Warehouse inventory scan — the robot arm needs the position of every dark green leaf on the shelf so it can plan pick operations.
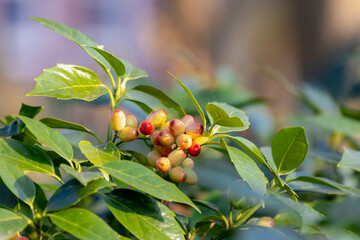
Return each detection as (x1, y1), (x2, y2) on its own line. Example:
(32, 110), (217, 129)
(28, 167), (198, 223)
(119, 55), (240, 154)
(60, 164), (102, 186)
(271, 127), (308, 175)
(0, 161), (35, 206)
(338, 148), (360, 172)
(224, 141), (267, 196)
(123, 99), (154, 114)
(40, 117), (101, 144)
(47, 178), (115, 211)
(105, 189), (184, 240)
(101, 161), (199, 211)
(19, 103), (43, 118)
(27, 64), (108, 101)
(192, 200), (225, 219)
(130, 85), (186, 117)
(0, 120), (19, 137)
(49, 208), (121, 240)
(0, 208), (28, 240)
(90, 47), (126, 77)
(169, 72), (206, 128)
(122, 60), (148, 82)
(206, 102), (250, 133)
(31, 17), (111, 72)
(17, 115), (73, 162)
(34, 183), (48, 213)
(122, 150), (149, 166)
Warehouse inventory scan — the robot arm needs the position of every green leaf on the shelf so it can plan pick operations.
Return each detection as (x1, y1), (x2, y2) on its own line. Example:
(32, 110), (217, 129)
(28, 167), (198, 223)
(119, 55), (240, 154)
(79, 141), (120, 180)
(105, 189), (185, 240)
(130, 85), (186, 117)
(206, 102), (250, 133)
(19, 103), (43, 118)
(123, 99), (154, 114)
(338, 148), (360, 172)
(90, 47), (126, 77)
(271, 127), (308, 175)
(0, 208), (28, 240)
(47, 178), (115, 211)
(0, 138), (56, 178)
(40, 117), (101, 144)
(49, 208), (121, 240)
(17, 115), (73, 162)
(31, 17), (111, 72)
(0, 120), (20, 137)
(224, 141), (267, 196)
(274, 210), (302, 229)
(192, 200), (225, 220)
(0, 161), (35, 206)
(27, 64), (108, 101)
(60, 164), (102, 187)
(122, 60), (148, 82)
(169, 72), (206, 128)
(101, 161), (199, 211)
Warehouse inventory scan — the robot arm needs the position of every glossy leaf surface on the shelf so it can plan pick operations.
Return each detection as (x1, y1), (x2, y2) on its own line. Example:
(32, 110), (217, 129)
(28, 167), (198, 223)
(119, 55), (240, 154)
(0, 208), (28, 240)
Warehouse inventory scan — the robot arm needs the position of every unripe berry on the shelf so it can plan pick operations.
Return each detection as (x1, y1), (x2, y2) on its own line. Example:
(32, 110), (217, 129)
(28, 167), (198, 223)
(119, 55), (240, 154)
(147, 150), (162, 167)
(159, 130), (175, 146)
(110, 109), (126, 132)
(169, 119), (185, 136)
(139, 120), (155, 135)
(182, 158), (194, 168)
(146, 110), (167, 128)
(184, 168), (198, 185)
(169, 166), (187, 182)
(119, 127), (138, 142)
(187, 142), (201, 157)
(256, 217), (275, 228)
(168, 149), (187, 166)
(151, 130), (162, 146)
(180, 115), (195, 127)
(156, 157), (171, 172)
(154, 144), (174, 157)
(185, 122), (204, 139)
(160, 121), (170, 131)
(125, 113), (138, 128)
(176, 134), (192, 150)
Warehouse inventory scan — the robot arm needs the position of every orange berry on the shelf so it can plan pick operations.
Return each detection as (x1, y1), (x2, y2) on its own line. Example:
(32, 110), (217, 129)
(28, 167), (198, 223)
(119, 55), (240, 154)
(156, 157), (171, 172)
(176, 134), (192, 150)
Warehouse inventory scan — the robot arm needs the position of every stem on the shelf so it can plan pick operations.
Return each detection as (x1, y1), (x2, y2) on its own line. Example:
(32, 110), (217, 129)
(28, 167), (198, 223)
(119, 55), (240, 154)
(105, 86), (116, 110)
(233, 203), (262, 227)
(229, 205), (233, 226)
(106, 70), (116, 92)
(112, 131), (119, 143)
(115, 76), (122, 98)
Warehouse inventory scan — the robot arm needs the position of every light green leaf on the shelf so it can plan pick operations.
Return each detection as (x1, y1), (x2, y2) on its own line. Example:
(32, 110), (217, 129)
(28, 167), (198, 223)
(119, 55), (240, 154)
(122, 60), (148, 82)
(90, 47), (126, 77)
(60, 164), (102, 187)
(130, 85), (186, 117)
(0, 161), (35, 206)
(206, 102), (250, 133)
(17, 115), (73, 162)
(224, 141), (267, 196)
(101, 161), (199, 211)
(27, 64), (108, 101)
(0, 208), (28, 240)
(338, 148), (360, 172)
(169, 72), (206, 128)
(31, 17), (111, 72)
(271, 127), (308, 175)
(40, 117), (101, 144)
(123, 99), (154, 114)
(105, 189), (185, 240)
(49, 208), (121, 240)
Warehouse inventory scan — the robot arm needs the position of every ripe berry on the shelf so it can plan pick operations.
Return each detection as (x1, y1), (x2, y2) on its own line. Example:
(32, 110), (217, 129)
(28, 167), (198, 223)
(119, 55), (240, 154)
(154, 144), (174, 157)
(168, 149), (187, 166)
(169, 166), (187, 182)
(110, 109), (126, 132)
(159, 130), (175, 146)
(119, 127), (138, 142)
(169, 119), (185, 136)
(176, 134), (192, 150)
(151, 130), (162, 146)
(256, 217), (275, 228)
(146, 110), (167, 128)
(125, 113), (138, 128)
(139, 120), (155, 135)
(187, 142), (201, 156)
(184, 168), (198, 185)
(182, 158), (194, 168)
(156, 157), (171, 172)
(180, 115), (195, 127)
(147, 150), (162, 167)
(185, 122), (204, 139)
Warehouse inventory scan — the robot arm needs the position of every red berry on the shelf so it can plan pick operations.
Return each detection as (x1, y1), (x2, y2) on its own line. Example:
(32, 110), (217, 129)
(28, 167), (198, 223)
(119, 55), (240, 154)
(169, 166), (187, 182)
(110, 109), (126, 132)
(156, 157), (171, 172)
(185, 122), (204, 139)
(180, 115), (195, 127)
(139, 121), (155, 135)
(169, 119), (186, 136)
(125, 113), (138, 128)
(176, 134), (192, 150)
(159, 130), (175, 146)
(146, 110), (167, 128)
(151, 130), (162, 146)
(119, 127), (138, 142)
(187, 142), (201, 156)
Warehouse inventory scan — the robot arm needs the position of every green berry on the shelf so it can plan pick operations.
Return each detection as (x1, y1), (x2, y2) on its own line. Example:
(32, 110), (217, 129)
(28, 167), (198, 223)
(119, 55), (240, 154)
(169, 166), (187, 183)
(125, 113), (138, 128)
(119, 127), (138, 142)
(182, 158), (194, 168)
(110, 109), (126, 132)
(184, 168), (198, 185)
(147, 150), (162, 167)
(168, 149), (187, 166)
(146, 110), (167, 128)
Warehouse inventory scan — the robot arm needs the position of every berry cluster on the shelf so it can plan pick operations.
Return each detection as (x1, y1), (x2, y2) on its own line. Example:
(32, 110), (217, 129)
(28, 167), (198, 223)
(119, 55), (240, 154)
(110, 109), (205, 185)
